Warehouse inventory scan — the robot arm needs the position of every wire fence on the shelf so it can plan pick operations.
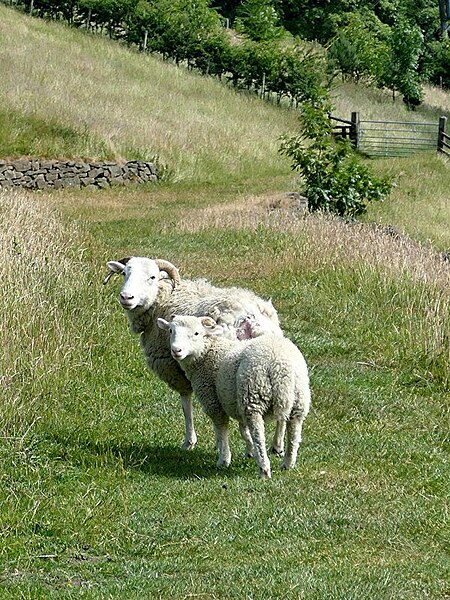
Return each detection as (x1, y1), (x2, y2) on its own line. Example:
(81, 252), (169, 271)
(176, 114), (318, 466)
(358, 119), (439, 157)
(331, 113), (449, 158)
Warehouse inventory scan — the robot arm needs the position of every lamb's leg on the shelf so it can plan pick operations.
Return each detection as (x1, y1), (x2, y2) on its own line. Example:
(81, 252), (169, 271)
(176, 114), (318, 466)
(238, 421), (254, 458)
(270, 420), (286, 457)
(280, 415), (305, 470)
(212, 416), (231, 467)
(181, 393), (197, 450)
(247, 413), (271, 479)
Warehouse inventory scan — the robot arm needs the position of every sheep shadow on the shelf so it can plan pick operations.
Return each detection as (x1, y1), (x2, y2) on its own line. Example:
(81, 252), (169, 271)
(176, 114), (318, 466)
(51, 433), (253, 480)
(100, 441), (225, 479)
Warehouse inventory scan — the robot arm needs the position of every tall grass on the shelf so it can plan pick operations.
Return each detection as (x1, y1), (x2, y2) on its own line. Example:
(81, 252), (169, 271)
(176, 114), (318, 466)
(331, 80), (450, 124)
(0, 190), (100, 433)
(0, 5), (298, 183)
(155, 195), (450, 388)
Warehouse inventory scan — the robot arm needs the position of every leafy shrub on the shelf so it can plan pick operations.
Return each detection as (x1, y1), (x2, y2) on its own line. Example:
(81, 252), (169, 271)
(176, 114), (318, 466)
(327, 11), (390, 84)
(234, 0), (285, 41)
(425, 40), (450, 89)
(280, 100), (393, 217)
(380, 19), (425, 107)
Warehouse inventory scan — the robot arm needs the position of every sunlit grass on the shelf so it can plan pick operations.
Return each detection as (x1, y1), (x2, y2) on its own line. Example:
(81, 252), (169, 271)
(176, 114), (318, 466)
(1, 189), (448, 598)
(0, 5), (298, 183)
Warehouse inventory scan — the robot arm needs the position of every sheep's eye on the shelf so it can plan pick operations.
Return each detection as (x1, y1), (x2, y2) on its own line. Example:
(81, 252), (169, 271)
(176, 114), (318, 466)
(149, 275), (156, 281)
(194, 331), (200, 336)
(169, 328), (173, 334)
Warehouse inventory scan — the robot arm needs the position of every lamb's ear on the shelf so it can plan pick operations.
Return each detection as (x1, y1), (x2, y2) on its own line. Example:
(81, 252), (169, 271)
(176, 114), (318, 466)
(157, 318), (171, 330)
(200, 317), (224, 337)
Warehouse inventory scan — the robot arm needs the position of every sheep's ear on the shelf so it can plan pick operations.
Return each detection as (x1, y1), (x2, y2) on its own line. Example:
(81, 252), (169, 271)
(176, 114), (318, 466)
(157, 318), (170, 330)
(107, 261), (126, 274)
(103, 261), (124, 285)
(200, 317), (223, 337)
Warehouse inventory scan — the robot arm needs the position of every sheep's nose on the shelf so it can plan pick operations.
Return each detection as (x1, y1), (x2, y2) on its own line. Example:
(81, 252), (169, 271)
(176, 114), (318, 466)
(172, 347), (183, 357)
(120, 292), (134, 302)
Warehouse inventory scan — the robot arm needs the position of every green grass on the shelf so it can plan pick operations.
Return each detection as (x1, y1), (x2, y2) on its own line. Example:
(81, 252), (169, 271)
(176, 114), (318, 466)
(1, 6), (449, 599)
(0, 108), (114, 160)
(1, 188), (448, 599)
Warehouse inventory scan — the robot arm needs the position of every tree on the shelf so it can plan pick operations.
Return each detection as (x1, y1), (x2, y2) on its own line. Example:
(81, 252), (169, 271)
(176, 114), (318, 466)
(380, 19), (424, 106)
(280, 99), (392, 217)
(235, 0), (284, 41)
(327, 11), (390, 84)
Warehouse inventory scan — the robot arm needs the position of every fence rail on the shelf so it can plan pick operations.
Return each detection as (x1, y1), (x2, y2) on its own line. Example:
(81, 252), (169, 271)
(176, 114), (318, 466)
(330, 112), (449, 158)
(438, 126), (450, 156)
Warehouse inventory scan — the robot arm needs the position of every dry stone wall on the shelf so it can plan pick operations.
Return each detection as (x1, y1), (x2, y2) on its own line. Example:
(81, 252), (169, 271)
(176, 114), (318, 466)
(0, 159), (158, 190)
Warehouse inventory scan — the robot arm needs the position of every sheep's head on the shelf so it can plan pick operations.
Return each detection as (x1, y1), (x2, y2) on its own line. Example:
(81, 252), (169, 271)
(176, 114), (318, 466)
(105, 257), (180, 312)
(157, 315), (223, 361)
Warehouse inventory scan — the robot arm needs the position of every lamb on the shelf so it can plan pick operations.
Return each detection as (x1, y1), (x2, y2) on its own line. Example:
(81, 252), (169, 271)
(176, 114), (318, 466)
(157, 315), (311, 479)
(104, 256), (282, 450)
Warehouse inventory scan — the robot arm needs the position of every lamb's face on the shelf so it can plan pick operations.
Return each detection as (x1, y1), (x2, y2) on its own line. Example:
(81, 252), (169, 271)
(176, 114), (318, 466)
(108, 257), (162, 312)
(157, 316), (223, 361)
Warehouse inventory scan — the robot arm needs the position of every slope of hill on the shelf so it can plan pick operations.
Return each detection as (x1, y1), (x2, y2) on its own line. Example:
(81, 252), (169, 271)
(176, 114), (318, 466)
(2, 5), (450, 250)
(0, 5), (299, 184)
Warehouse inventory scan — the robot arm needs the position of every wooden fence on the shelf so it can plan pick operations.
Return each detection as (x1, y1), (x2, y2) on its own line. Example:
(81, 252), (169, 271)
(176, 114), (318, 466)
(331, 112), (450, 158)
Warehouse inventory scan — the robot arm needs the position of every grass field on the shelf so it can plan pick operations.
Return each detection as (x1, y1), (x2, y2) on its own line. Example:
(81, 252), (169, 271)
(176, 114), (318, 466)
(1, 5), (449, 599)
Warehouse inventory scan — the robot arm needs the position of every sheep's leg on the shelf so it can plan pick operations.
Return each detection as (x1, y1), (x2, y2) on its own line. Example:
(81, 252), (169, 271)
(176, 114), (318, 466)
(247, 414), (271, 479)
(212, 416), (231, 467)
(238, 421), (254, 458)
(181, 393), (197, 450)
(281, 416), (305, 470)
(270, 420), (286, 457)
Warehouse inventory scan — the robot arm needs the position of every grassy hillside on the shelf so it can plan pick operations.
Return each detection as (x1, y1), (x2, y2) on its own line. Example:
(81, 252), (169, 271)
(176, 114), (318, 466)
(0, 5), (298, 184)
(1, 5), (450, 249)
(0, 7), (449, 599)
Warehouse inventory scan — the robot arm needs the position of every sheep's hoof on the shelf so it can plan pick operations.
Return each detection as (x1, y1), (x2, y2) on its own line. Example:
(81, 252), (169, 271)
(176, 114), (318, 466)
(182, 438), (197, 450)
(259, 468), (271, 480)
(280, 462), (293, 471)
(216, 459), (231, 468)
(270, 446), (284, 457)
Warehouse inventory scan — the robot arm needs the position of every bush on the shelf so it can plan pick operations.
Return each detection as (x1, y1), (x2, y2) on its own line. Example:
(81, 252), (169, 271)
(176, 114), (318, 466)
(327, 11), (390, 84)
(280, 100), (393, 217)
(234, 0), (285, 41)
(427, 40), (450, 88)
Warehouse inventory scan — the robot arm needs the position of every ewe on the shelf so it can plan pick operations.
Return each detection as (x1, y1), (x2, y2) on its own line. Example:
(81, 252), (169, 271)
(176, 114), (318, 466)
(157, 315), (311, 479)
(105, 256), (281, 450)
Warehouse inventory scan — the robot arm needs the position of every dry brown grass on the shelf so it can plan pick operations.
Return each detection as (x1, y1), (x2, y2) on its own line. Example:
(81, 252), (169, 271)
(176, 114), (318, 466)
(166, 192), (450, 289)
(0, 189), (93, 391)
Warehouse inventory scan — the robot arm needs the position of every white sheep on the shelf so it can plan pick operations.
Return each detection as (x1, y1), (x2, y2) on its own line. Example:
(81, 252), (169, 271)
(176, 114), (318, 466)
(157, 315), (311, 479)
(104, 256), (282, 451)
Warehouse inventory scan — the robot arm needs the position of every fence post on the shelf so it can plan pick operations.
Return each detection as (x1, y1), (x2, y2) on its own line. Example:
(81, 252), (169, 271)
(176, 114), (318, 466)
(350, 112), (359, 148)
(143, 30), (148, 52)
(438, 116), (447, 152)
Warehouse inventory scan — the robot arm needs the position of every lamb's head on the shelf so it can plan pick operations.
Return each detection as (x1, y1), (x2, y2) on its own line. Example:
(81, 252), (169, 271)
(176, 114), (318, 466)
(157, 315), (223, 361)
(104, 257), (180, 312)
